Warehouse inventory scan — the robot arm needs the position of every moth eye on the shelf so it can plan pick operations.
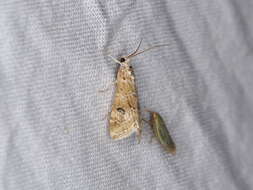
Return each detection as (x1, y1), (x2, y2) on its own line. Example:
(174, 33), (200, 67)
(117, 107), (125, 115)
(120, 58), (125, 63)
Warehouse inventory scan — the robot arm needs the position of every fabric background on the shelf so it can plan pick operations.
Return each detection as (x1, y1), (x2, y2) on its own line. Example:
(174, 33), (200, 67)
(1, 0), (253, 189)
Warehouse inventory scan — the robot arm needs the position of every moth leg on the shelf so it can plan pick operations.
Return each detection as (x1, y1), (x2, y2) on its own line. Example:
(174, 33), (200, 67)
(108, 55), (122, 65)
(142, 118), (156, 146)
(98, 80), (117, 93)
(101, 103), (112, 121)
(143, 108), (153, 114)
(101, 111), (110, 121)
(142, 118), (152, 126)
(142, 118), (155, 143)
(136, 128), (142, 144)
(136, 115), (146, 144)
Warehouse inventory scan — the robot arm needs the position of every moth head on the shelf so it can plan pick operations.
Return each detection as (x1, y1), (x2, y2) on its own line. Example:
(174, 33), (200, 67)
(113, 40), (145, 65)
(118, 56), (130, 65)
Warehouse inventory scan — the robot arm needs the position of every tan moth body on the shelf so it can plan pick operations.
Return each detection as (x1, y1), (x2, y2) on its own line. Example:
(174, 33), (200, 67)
(109, 60), (141, 140)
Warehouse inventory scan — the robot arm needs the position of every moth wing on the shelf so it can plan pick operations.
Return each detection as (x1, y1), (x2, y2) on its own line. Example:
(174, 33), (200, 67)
(109, 67), (140, 140)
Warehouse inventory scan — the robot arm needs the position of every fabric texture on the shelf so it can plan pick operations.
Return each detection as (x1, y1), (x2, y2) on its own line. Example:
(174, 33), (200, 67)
(1, 0), (253, 189)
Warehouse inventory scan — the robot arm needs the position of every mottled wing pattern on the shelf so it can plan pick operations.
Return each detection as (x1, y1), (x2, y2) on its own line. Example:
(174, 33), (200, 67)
(109, 65), (141, 140)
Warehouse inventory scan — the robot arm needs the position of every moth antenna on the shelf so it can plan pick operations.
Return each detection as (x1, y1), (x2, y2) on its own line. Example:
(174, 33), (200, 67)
(108, 55), (122, 65)
(128, 44), (170, 58)
(126, 39), (143, 58)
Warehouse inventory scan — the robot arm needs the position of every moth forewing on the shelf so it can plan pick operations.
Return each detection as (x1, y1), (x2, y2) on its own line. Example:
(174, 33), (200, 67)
(149, 111), (176, 154)
(109, 57), (141, 140)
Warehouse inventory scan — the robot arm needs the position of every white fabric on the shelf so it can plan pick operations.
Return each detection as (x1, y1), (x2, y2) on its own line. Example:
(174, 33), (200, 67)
(1, 1), (253, 189)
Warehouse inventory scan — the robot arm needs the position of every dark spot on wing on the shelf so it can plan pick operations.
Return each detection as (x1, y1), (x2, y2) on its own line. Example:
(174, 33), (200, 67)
(117, 107), (125, 114)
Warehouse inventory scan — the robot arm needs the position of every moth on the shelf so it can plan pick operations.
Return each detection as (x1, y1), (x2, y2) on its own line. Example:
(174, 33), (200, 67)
(108, 41), (167, 141)
(144, 110), (176, 154)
